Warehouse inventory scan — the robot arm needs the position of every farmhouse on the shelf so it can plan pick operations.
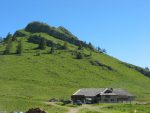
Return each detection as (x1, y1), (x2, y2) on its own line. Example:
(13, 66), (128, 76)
(71, 88), (134, 104)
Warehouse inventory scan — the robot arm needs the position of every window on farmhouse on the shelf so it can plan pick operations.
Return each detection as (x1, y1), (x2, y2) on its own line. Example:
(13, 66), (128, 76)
(105, 95), (110, 98)
(111, 99), (114, 101)
(104, 99), (108, 102)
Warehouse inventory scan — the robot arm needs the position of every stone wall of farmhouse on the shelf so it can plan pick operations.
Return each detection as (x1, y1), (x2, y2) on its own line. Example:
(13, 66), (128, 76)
(100, 95), (133, 103)
(100, 95), (118, 103)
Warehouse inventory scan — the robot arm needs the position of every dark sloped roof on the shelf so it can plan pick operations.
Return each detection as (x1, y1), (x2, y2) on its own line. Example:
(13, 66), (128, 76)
(72, 88), (134, 97)
(113, 89), (133, 96)
(73, 88), (105, 96)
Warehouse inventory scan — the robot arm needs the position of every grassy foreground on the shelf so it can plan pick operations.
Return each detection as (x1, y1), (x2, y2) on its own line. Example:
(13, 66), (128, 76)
(78, 103), (150, 113)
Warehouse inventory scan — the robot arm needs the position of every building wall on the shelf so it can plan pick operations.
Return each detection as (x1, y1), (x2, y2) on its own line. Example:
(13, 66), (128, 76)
(71, 95), (134, 104)
(100, 95), (118, 103)
(71, 95), (85, 103)
(100, 95), (134, 103)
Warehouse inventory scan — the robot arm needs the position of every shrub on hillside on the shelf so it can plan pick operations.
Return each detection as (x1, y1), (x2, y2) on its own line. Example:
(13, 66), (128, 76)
(78, 43), (83, 50)
(75, 51), (84, 59)
(49, 46), (55, 54)
(35, 50), (41, 56)
(122, 62), (150, 78)
(90, 60), (114, 71)
(25, 108), (47, 113)
(62, 41), (68, 50)
(28, 34), (62, 49)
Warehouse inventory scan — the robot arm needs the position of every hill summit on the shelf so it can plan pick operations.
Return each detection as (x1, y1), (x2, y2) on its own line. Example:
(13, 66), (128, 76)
(14, 22), (94, 50)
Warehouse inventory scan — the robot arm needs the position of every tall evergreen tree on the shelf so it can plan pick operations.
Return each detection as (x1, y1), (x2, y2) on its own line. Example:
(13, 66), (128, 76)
(3, 38), (12, 55)
(16, 40), (23, 55)
(4, 33), (12, 42)
(78, 43), (83, 50)
(38, 36), (46, 49)
(102, 49), (107, 53)
(88, 42), (94, 50)
(97, 47), (101, 52)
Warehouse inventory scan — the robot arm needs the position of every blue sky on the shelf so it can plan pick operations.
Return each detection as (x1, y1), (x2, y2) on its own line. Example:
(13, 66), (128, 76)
(0, 0), (150, 68)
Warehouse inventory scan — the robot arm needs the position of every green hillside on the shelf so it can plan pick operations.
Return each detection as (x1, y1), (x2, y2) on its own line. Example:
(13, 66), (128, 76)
(0, 22), (150, 113)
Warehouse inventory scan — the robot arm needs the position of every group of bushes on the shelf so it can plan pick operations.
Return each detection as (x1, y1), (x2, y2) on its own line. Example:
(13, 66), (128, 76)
(28, 34), (93, 59)
(3, 34), (95, 59)
(122, 62), (150, 78)
(1, 21), (107, 56)
(25, 108), (47, 113)
(28, 34), (66, 50)
(2, 33), (23, 55)
(90, 60), (114, 71)
(72, 50), (92, 59)
(1, 33), (92, 60)
(1, 25), (105, 59)
(49, 98), (72, 105)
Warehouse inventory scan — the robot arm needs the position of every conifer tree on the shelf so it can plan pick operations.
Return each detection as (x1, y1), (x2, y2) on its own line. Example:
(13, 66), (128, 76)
(16, 40), (23, 55)
(102, 49), (107, 53)
(4, 33), (12, 42)
(88, 42), (94, 50)
(38, 36), (46, 49)
(3, 38), (12, 55)
(78, 44), (83, 50)
(97, 47), (101, 52)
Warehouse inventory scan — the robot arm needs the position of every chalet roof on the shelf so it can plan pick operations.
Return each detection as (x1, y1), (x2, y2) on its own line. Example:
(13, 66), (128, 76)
(73, 88), (105, 96)
(72, 88), (134, 97)
(113, 89), (133, 96)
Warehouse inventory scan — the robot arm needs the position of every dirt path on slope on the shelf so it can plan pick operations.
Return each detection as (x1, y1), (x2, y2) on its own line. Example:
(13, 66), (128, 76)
(45, 102), (105, 113)
(66, 104), (105, 113)
(66, 106), (81, 113)
(46, 102), (82, 113)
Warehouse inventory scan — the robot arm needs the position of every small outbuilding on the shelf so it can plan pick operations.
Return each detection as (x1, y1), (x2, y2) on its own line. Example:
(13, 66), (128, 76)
(71, 88), (134, 104)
